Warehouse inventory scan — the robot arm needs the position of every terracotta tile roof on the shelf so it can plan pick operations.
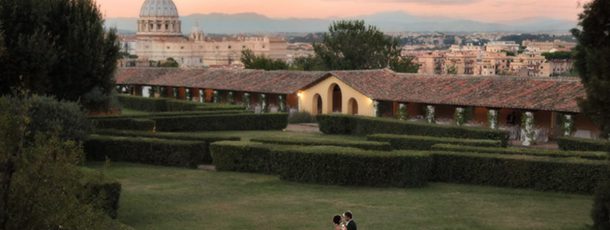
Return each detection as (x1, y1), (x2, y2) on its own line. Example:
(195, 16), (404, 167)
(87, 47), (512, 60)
(328, 70), (585, 113)
(116, 68), (586, 113)
(116, 68), (324, 94)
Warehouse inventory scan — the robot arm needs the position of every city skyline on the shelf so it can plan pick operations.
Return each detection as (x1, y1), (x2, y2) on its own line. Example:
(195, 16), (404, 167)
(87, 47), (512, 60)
(98, 0), (583, 23)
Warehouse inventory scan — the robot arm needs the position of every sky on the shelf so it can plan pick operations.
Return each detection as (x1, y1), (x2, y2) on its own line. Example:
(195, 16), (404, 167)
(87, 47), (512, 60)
(97, 0), (584, 22)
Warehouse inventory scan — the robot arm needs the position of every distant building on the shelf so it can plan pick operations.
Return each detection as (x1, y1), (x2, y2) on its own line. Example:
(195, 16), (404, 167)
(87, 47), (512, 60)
(119, 0), (288, 68)
(485, 41), (520, 53)
(523, 40), (576, 53)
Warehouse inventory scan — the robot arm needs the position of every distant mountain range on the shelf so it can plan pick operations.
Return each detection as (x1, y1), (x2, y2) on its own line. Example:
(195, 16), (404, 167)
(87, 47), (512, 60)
(105, 11), (577, 34)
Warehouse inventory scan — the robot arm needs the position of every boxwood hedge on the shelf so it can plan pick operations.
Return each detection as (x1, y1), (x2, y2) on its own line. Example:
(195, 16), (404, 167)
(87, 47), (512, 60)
(250, 136), (392, 151)
(84, 135), (208, 168)
(118, 95), (245, 112)
(432, 144), (608, 160)
(367, 134), (504, 150)
(210, 141), (432, 187)
(317, 114), (509, 146)
(154, 113), (288, 132)
(431, 151), (609, 194)
(557, 137), (610, 152)
(80, 169), (122, 219)
(92, 118), (155, 131)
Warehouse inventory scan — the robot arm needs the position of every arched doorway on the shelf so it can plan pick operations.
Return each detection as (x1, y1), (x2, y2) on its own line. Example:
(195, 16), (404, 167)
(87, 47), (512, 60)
(312, 94), (323, 114)
(348, 98), (358, 115)
(328, 84), (342, 113)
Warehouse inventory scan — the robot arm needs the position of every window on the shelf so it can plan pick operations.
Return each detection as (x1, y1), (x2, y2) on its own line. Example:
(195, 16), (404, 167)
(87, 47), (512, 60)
(228, 45), (232, 49)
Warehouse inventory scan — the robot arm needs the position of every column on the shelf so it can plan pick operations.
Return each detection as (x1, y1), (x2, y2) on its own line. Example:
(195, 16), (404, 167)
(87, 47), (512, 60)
(454, 107), (465, 126)
(488, 109), (498, 130)
(426, 105), (436, 124)
(185, 88), (192, 101)
(373, 100), (380, 117)
(243, 93), (251, 110)
(172, 87), (178, 99)
(522, 111), (535, 146)
(213, 90), (219, 103)
(227, 91), (235, 104)
(278, 95), (286, 113)
(398, 103), (408, 120)
(198, 89), (205, 103)
(260, 94), (267, 113)
(562, 114), (574, 136)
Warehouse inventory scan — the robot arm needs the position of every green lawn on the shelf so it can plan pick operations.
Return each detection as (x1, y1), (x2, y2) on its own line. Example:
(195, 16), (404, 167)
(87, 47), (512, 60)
(90, 163), (593, 230)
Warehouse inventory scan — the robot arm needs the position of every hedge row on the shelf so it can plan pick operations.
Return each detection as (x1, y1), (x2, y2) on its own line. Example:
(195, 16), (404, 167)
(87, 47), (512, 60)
(94, 129), (240, 143)
(432, 144), (608, 160)
(154, 113), (289, 132)
(93, 118), (155, 131)
(367, 134), (504, 150)
(557, 137), (610, 152)
(85, 135), (209, 168)
(91, 110), (250, 120)
(431, 151), (609, 194)
(210, 141), (432, 187)
(80, 169), (122, 219)
(118, 95), (245, 112)
(317, 115), (509, 145)
(250, 136), (392, 151)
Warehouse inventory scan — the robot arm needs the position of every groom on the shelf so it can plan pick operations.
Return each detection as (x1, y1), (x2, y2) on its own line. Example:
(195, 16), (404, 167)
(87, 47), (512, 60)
(343, 211), (357, 230)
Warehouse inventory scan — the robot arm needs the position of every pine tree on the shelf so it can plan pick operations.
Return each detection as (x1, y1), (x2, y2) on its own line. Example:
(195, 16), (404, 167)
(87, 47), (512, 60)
(0, 0), (120, 111)
(571, 0), (610, 138)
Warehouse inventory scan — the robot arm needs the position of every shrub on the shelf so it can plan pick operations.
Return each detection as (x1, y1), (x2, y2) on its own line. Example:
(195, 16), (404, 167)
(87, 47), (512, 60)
(277, 146), (432, 187)
(154, 113), (288, 132)
(251, 136), (391, 151)
(557, 136), (610, 152)
(368, 134), (503, 150)
(118, 95), (246, 112)
(317, 114), (509, 145)
(84, 135), (208, 168)
(432, 144), (608, 160)
(592, 179), (610, 230)
(210, 141), (432, 187)
(91, 110), (250, 120)
(27, 95), (92, 142)
(80, 169), (122, 219)
(93, 129), (240, 143)
(210, 141), (279, 174)
(92, 118), (155, 131)
(288, 112), (316, 124)
(431, 151), (609, 194)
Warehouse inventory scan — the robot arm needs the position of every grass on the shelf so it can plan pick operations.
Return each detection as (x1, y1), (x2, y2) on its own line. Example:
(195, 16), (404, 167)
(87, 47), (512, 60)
(89, 163), (593, 230)
(120, 108), (151, 116)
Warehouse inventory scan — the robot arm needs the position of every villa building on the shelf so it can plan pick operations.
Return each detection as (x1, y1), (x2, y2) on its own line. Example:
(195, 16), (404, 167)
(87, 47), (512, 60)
(115, 68), (600, 141)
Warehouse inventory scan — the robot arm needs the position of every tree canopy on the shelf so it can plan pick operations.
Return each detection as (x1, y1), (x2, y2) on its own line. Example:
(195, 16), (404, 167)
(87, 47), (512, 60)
(313, 20), (418, 72)
(0, 0), (120, 111)
(241, 49), (289, 71)
(571, 0), (610, 138)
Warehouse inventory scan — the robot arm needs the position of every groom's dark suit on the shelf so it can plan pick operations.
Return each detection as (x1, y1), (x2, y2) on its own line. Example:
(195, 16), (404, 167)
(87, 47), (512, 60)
(346, 220), (357, 230)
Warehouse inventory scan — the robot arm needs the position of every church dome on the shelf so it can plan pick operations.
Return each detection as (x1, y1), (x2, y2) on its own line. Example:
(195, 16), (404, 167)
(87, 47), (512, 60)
(139, 0), (179, 18)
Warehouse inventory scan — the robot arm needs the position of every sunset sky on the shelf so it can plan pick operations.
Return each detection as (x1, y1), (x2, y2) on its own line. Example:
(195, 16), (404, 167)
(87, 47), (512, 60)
(97, 0), (583, 22)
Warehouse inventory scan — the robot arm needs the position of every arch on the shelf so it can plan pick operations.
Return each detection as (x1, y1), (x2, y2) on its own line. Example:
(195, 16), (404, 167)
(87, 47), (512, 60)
(312, 94), (323, 115)
(347, 98), (358, 115)
(327, 84), (343, 113)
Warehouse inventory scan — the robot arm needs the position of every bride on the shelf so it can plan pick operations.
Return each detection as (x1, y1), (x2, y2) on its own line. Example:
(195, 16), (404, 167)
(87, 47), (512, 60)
(333, 215), (346, 230)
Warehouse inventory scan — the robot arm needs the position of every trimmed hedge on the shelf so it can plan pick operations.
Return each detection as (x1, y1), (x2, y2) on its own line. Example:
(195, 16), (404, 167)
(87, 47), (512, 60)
(317, 115), (509, 146)
(84, 135), (208, 168)
(431, 151), (609, 194)
(94, 129), (240, 143)
(80, 169), (122, 219)
(92, 118), (155, 131)
(278, 146), (432, 187)
(210, 141), (279, 174)
(250, 136), (392, 151)
(154, 113), (289, 132)
(118, 95), (245, 112)
(432, 144), (608, 160)
(557, 137), (610, 152)
(210, 141), (432, 187)
(91, 110), (250, 120)
(367, 134), (503, 150)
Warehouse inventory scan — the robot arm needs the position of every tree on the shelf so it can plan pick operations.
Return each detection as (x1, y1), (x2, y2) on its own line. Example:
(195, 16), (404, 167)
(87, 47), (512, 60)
(0, 96), (121, 229)
(291, 55), (325, 71)
(0, 0), (120, 111)
(571, 0), (610, 138)
(541, 51), (574, 60)
(160, 58), (180, 68)
(313, 20), (418, 73)
(241, 49), (288, 70)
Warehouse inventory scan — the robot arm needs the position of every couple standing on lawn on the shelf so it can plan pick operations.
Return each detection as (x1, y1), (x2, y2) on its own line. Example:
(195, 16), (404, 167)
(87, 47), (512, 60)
(333, 211), (357, 230)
